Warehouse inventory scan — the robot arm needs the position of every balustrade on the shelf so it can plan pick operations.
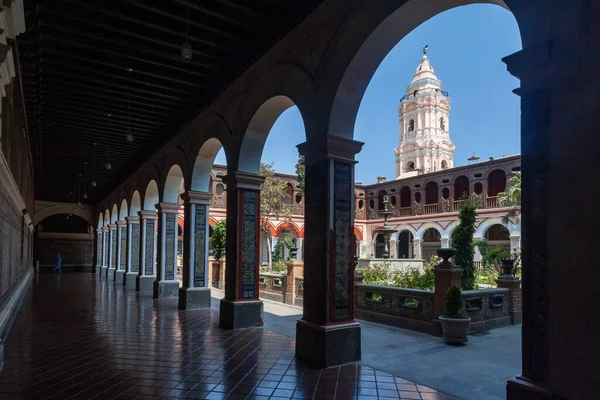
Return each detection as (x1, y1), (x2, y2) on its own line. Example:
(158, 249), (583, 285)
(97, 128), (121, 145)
(424, 204), (439, 214)
(486, 196), (498, 208)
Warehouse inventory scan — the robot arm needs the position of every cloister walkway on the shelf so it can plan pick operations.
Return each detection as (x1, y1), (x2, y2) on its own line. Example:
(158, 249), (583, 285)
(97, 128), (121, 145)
(0, 273), (519, 400)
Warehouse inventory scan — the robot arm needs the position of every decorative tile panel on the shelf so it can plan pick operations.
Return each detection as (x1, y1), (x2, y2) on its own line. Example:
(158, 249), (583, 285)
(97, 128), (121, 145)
(165, 213), (176, 280)
(145, 220), (155, 275)
(240, 191), (258, 299)
(131, 224), (140, 273)
(332, 162), (353, 321)
(194, 205), (207, 287)
(119, 227), (126, 270)
(97, 232), (103, 266)
(111, 230), (117, 268)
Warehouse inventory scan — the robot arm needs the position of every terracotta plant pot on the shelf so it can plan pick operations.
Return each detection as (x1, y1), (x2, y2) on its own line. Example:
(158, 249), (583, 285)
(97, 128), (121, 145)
(439, 316), (471, 344)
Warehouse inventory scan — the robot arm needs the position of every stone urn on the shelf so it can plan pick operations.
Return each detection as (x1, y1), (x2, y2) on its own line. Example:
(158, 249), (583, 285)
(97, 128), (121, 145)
(439, 316), (471, 344)
(289, 247), (298, 260)
(501, 259), (515, 277)
(435, 248), (457, 268)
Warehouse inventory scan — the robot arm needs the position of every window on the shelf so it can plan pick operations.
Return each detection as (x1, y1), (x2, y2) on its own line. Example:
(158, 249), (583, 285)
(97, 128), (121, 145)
(441, 160), (448, 169)
(406, 161), (415, 172)
(408, 119), (415, 132)
(440, 117), (446, 131)
(215, 183), (225, 196)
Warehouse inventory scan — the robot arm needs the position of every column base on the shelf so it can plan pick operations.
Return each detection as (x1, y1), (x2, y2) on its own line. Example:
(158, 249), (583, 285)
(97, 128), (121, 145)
(509, 310), (522, 325)
(296, 319), (361, 368)
(136, 275), (155, 291)
(125, 272), (137, 287)
(95, 265), (102, 275)
(101, 266), (108, 277)
(114, 270), (125, 283)
(107, 268), (116, 280)
(178, 287), (211, 310)
(219, 299), (263, 329)
(153, 280), (179, 298)
(507, 376), (553, 400)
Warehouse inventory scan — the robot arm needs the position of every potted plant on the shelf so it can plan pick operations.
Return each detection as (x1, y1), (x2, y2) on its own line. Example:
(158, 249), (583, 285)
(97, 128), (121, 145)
(439, 285), (471, 344)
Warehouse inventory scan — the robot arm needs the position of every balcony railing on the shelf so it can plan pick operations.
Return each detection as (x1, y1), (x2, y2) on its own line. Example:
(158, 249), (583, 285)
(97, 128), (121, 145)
(485, 196), (498, 209)
(424, 204), (439, 214)
(453, 200), (466, 211)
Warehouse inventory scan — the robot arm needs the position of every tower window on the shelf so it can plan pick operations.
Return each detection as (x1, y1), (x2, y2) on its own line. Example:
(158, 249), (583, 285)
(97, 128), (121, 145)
(408, 119), (415, 132)
(406, 161), (415, 172)
(440, 117), (446, 131)
(441, 160), (448, 169)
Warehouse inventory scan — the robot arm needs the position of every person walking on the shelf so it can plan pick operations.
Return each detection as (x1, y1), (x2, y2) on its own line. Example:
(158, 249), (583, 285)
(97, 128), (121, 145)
(53, 252), (62, 273)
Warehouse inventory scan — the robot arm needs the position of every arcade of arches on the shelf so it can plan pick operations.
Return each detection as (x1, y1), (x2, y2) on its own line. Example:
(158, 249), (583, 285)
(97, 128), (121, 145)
(0, 1), (598, 399)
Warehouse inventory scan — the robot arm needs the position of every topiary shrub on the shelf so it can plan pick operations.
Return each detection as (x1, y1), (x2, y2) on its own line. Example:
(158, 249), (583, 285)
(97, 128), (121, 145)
(451, 200), (477, 290)
(445, 285), (463, 318)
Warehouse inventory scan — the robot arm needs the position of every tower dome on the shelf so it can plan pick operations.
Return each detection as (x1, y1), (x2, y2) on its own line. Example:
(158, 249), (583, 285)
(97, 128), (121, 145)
(394, 48), (455, 179)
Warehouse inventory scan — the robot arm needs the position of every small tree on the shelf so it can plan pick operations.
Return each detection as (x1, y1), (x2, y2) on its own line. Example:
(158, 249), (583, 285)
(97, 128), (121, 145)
(445, 285), (463, 318)
(295, 154), (305, 193)
(498, 171), (521, 225)
(210, 220), (226, 261)
(259, 162), (292, 266)
(451, 200), (477, 290)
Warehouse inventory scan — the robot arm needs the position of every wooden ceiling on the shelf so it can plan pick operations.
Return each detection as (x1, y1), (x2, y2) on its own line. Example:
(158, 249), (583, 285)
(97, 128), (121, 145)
(18, 0), (323, 203)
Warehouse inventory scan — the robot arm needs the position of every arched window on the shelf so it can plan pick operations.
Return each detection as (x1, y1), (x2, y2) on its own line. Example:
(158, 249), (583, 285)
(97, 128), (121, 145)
(406, 161), (415, 172)
(440, 117), (446, 131)
(377, 190), (387, 210)
(408, 119), (415, 132)
(441, 160), (448, 169)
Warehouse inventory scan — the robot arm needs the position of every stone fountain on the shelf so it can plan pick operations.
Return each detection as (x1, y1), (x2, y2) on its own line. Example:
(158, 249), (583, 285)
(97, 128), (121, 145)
(377, 195), (397, 259)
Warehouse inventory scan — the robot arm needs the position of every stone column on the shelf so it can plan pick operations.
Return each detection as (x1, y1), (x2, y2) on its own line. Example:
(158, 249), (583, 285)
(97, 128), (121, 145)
(413, 238), (422, 259)
(154, 202), (180, 298)
(125, 216), (140, 287)
(433, 256), (462, 317)
(296, 237), (304, 260)
(96, 229), (103, 275)
(497, 276), (522, 325)
(283, 260), (303, 304)
(295, 135), (363, 368)
(114, 220), (127, 283)
(440, 237), (450, 248)
(136, 210), (157, 291)
(219, 171), (265, 329)
(178, 191), (212, 310)
(510, 235), (520, 254)
(101, 227), (109, 276)
(108, 224), (117, 279)
(389, 239), (398, 258)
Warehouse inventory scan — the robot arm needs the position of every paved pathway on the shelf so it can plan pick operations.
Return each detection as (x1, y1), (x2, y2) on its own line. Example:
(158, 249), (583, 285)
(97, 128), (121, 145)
(211, 290), (521, 400)
(0, 273), (458, 400)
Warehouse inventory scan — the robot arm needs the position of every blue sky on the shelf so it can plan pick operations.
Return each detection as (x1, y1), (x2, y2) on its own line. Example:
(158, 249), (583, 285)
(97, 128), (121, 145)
(214, 4), (522, 184)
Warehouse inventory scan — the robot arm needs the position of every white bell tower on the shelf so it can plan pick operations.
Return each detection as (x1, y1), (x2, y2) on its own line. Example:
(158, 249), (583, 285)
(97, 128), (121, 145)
(395, 47), (455, 179)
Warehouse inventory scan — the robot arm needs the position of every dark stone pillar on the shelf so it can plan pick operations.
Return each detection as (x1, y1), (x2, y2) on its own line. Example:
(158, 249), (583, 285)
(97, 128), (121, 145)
(114, 221), (127, 283)
(125, 216), (140, 287)
(179, 191), (212, 310)
(108, 224), (117, 279)
(136, 210), (157, 291)
(218, 172), (265, 329)
(433, 262), (462, 317)
(154, 202), (180, 298)
(504, 29), (600, 399)
(96, 228), (103, 275)
(295, 135), (364, 368)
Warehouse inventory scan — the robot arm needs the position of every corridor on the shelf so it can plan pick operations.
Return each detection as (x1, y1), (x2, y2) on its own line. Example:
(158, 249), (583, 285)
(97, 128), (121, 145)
(0, 273), (453, 400)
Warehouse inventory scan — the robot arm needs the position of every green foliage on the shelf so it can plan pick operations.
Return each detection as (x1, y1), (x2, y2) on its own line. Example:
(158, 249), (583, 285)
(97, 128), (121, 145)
(210, 220), (226, 260)
(362, 256), (437, 291)
(295, 154), (305, 193)
(362, 263), (389, 285)
(445, 285), (463, 318)
(273, 237), (294, 262)
(270, 260), (287, 274)
(451, 201), (477, 290)
(498, 171), (521, 225)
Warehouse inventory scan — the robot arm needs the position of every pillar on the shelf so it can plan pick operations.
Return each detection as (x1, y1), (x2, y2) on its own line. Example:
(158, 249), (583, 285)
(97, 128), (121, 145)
(389, 239), (398, 258)
(218, 171), (265, 329)
(125, 216), (140, 287)
(504, 26), (600, 399)
(114, 220), (127, 283)
(108, 224), (117, 279)
(179, 191), (212, 310)
(96, 229), (103, 275)
(510, 235), (521, 254)
(433, 257), (462, 317)
(296, 237), (304, 260)
(101, 227), (109, 276)
(497, 276), (522, 325)
(440, 237), (450, 248)
(136, 210), (157, 291)
(154, 202), (180, 298)
(413, 238), (422, 259)
(295, 135), (363, 368)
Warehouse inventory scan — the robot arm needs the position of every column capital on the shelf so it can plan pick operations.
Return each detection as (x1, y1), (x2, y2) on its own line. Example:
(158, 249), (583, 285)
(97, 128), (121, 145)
(181, 190), (212, 205)
(108, 224), (117, 230)
(97, 228), (102, 234)
(125, 215), (140, 224)
(102, 227), (109, 233)
(157, 202), (181, 213)
(223, 171), (265, 191)
(138, 210), (158, 219)
(297, 135), (364, 163)
(116, 220), (127, 228)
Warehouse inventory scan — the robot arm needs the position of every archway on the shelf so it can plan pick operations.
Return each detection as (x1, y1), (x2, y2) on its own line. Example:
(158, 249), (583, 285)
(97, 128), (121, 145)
(425, 182), (439, 214)
(191, 138), (224, 193)
(397, 230), (414, 259)
(130, 191), (141, 217)
(487, 169), (507, 198)
(143, 180), (159, 210)
(163, 164), (184, 203)
(453, 175), (470, 209)
(485, 224), (511, 253)
(422, 228), (441, 261)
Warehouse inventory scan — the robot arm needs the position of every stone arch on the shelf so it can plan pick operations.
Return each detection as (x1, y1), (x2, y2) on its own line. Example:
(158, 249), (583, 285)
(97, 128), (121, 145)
(97, 212), (103, 229)
(103, 209), (110, 226)
(390, 224), (418, 240)
(275, 222), (301, 237)
(110, 204), (118, 224)
(130, 190), (142, 216)
(118, 199), (128, 221)
(143, 180), (159, 210)
(208, 217), (219, 226)
(162, 164), (185, 203)
(416, 223), (443, 241)
(261, 221), (277, 237)
(191, 138), (225, 193)
(487, 168), (508, 197)
(323, 0), (524, 139)
(353, 226), (363, 241)
(475, 217), (518, 237)
(33, 202), (94, 227)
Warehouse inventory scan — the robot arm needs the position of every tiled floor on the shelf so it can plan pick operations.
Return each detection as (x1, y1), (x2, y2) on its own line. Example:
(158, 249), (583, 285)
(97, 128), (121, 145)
(0, 273), (460, 399)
